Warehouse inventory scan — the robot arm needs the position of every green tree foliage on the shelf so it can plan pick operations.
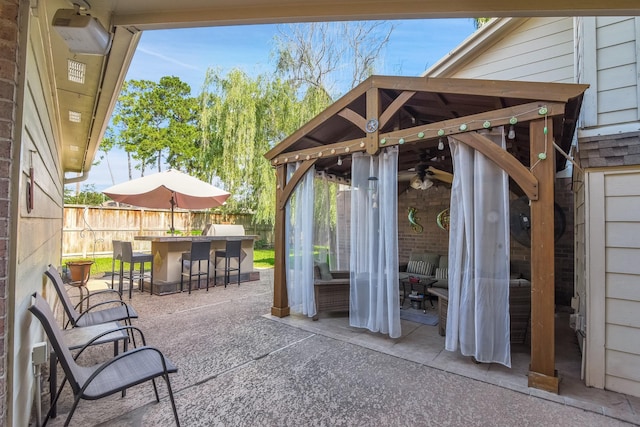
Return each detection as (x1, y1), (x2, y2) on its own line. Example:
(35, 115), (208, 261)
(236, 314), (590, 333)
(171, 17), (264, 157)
(107, 76), (200, 178)
(473, 18), (492, 29)
(64, 184), (107, 205)
(199, 69), (322, 224)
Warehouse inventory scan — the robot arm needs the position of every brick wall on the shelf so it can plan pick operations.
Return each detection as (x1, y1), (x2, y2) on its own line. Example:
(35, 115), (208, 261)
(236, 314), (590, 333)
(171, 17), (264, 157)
(0, 0), (19, 423)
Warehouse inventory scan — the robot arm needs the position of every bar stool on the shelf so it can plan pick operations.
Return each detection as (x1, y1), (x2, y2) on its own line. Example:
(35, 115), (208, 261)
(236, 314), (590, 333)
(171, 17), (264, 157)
(119, 241), (153, 298)
(214, 240), (242, 288)
(180, 241), (211, 294)
(110, 240), (122, 290)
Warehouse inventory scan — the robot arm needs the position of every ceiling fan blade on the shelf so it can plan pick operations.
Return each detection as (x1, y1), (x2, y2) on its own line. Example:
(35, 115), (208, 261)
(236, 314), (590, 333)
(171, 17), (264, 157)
(427, 166), (453, 184)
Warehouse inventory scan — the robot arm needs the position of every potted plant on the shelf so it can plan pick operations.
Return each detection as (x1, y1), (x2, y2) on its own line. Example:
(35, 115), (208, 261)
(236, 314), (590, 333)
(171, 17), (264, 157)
(65, 259), (94, 283)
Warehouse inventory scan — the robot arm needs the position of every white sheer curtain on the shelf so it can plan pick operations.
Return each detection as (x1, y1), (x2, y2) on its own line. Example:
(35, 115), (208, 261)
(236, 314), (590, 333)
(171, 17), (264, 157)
(285, 162), (316, 318)
(314, 172), (332, 267)
(350, 147), (401, 338)
(445, 127), (511, 367)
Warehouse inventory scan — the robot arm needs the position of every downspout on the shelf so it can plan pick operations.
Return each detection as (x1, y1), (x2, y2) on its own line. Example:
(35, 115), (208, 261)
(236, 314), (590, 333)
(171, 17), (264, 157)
(64, 172), (89, 185)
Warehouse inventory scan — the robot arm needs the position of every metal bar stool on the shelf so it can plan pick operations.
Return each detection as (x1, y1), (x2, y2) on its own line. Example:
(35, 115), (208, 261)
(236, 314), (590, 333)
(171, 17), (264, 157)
(110, 240), (122, 290)
(119, 241), (153, 298)
(214, 240), (242, 288)
(180, 241), (211, 294)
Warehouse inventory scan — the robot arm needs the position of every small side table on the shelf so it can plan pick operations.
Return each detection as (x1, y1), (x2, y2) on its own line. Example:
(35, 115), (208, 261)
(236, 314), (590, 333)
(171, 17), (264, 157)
(407, 293), (425, 311)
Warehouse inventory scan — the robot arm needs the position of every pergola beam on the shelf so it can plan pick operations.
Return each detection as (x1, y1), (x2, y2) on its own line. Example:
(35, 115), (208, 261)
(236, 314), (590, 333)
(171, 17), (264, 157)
(453, 132), (538, 200)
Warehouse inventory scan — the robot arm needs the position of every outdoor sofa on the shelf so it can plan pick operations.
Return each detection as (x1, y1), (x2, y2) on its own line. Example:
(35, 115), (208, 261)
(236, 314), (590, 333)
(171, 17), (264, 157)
(313, 262), (350, 320)
(400, 252), (532, 344)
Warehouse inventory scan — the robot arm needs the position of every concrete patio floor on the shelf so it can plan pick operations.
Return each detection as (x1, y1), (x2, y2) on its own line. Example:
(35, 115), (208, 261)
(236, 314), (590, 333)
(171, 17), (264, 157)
(41, 269), (640, 426)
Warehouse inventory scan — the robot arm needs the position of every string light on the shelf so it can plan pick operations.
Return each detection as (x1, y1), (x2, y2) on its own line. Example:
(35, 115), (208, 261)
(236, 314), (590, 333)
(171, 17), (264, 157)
(272, 105), (549, 165)
(337, 156), (342, 166)
(367, 106), (546, 146)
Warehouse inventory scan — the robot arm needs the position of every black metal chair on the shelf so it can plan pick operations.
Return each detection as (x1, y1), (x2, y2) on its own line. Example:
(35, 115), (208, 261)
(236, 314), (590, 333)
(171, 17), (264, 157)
(120, 241), (154, 298)
(28, 292), (180, 427)
(45, 264), (138, 330)
(214, 240), (242, 288)
(110, 240), (123, 290)
(180, 240), (211, 294)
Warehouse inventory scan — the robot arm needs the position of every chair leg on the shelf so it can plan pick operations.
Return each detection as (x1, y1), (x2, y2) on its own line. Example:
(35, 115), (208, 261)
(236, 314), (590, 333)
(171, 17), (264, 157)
(206, 261), (211, 291)
(150, 259), (154, 296)
(164, 374), (181, 427)
(118, 262), (124, 297)
(188, 262), (193, 295)
(129, 264), (134, 299)
(64, 395), (83, 427)
(111, 258), (115, 289)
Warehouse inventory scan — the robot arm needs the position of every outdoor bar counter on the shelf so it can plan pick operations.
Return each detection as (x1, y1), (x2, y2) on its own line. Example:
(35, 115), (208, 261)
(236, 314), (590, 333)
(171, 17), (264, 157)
(135, 226), (259, 294)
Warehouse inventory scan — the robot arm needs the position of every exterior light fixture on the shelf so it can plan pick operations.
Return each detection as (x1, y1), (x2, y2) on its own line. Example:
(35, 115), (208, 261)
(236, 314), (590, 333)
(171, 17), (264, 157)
(52, 9), (112, 55)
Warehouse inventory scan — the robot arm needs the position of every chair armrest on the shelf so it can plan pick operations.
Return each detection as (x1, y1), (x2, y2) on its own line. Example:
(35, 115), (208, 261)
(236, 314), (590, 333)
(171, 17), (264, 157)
(330, 271), (350, 280)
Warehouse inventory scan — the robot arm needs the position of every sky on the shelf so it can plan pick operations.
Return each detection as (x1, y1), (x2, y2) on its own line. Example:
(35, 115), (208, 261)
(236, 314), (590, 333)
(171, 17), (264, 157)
(79, 19), (477, 192)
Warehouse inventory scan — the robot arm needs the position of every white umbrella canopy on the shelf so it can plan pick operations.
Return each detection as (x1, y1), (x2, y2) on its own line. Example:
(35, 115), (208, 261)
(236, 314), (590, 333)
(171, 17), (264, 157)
(103, 169), (231, 233)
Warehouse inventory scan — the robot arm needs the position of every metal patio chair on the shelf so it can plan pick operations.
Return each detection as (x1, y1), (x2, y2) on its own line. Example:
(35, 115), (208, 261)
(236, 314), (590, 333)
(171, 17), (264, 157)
(45, 265), (138, 329)
(28, 292), (180, 426)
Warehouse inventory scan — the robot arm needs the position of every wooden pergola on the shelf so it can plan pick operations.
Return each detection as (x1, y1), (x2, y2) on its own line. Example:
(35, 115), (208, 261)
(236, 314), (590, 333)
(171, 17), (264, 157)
(264, 76), (588, 393)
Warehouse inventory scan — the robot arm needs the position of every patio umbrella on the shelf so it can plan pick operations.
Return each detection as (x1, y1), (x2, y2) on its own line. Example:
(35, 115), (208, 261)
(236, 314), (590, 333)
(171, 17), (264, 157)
(103, 169), (230, 234)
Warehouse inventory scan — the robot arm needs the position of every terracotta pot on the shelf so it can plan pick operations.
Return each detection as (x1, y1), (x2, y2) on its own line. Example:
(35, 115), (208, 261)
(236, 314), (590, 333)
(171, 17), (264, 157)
(66, 261), (93, 283)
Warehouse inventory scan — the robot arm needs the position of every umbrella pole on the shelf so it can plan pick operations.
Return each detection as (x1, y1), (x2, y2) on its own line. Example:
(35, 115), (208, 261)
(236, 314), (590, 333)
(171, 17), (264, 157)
(170, 196), (176, 235)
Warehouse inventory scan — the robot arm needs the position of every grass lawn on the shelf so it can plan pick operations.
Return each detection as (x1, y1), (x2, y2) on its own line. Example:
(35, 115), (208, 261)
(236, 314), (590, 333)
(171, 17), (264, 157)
(67, 248), (276, 277)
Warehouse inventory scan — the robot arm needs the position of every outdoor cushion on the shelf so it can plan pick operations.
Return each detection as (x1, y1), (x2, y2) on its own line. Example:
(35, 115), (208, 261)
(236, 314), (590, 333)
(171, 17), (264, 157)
(435, 267), (448, 280)
(315, 262), (333, 280)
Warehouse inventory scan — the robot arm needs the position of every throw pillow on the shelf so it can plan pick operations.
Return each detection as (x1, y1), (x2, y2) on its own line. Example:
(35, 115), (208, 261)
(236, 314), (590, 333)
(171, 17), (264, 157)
(435, 267), (448, 280)
(424, 262), (435, 276)
(317, 262), (333, 280)
(407, 260), (417, 274)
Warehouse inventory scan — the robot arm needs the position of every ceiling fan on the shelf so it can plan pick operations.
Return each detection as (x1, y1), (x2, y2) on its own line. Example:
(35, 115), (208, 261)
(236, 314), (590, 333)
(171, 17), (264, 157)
(404, 150), (453, 190)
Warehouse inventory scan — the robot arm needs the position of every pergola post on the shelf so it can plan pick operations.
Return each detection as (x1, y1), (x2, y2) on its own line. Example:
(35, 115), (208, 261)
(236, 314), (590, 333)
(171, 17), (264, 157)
(527, 118), (559, 393)
(271, 165), (289, 317)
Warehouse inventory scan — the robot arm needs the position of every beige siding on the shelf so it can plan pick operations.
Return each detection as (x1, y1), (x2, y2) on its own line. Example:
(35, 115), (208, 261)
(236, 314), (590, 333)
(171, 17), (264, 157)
(448, 18), (574, 83)
(583, 17), (640, 129)
(573, 170), (586, 338)
(600, 171), (640, 397)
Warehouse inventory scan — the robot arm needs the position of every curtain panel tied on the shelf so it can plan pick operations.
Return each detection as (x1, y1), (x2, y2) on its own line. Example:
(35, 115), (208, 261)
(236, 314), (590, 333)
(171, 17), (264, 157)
(349, 147), (401, 338)
(445, 127), (511, 367)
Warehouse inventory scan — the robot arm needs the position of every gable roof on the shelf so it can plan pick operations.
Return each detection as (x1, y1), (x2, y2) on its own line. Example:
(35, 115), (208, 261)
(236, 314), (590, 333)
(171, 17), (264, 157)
(265, 75), (587, 191)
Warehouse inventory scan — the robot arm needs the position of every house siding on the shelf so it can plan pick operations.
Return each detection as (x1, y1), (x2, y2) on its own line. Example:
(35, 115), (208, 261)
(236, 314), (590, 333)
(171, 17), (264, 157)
(443, 18), (575, 83)
(602, 171), (640, 396)
(8, 7), (64, 426)
(579, 17), (640, 130)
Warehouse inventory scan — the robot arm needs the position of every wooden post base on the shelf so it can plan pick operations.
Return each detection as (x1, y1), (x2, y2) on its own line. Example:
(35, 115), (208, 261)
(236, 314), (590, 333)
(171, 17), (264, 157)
(528, 369), (559, 394)
(271, 306), (290, 318)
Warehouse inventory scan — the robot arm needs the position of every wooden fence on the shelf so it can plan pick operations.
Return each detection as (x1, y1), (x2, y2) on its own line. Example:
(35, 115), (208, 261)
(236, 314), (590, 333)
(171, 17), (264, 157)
(63, 205), (273, 258)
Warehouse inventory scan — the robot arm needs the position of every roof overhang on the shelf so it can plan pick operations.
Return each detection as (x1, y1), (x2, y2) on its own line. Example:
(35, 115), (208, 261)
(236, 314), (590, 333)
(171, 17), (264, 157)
(34, 1), (635, 181)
